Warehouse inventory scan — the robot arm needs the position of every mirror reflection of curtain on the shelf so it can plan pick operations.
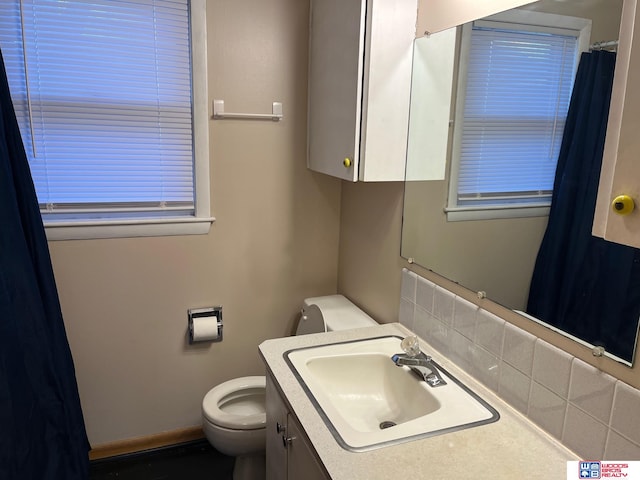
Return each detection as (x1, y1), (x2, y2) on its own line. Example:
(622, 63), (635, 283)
(527, 50), (640, 361)
(0, 50), (89, 478)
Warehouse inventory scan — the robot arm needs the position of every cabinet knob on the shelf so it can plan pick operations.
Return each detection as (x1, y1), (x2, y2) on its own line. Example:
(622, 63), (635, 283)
(275, 422), (286, 435)
(343, 157), (352, 168)
(612, 195), (635, 215)
(282, 435), (295, 447)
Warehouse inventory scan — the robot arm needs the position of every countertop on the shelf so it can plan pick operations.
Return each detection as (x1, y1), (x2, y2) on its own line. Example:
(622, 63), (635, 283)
(259, 322), (578, 480)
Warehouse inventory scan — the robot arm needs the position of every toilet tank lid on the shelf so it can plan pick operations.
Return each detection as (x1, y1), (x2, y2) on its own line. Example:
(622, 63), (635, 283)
(303, 294), (377, 330)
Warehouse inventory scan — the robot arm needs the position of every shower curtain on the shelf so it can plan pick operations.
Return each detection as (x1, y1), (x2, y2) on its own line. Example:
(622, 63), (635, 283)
(0, 50), (89, 478)
(527, 50), (640, 361)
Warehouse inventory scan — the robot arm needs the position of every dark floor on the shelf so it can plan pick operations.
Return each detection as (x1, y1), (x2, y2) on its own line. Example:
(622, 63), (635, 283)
(89, 440), (235, 480)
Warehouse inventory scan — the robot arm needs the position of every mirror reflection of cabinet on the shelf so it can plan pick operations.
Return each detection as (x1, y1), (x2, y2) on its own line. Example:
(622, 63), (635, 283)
(593, 0), (640, 248)
(307, 0), (416, 181)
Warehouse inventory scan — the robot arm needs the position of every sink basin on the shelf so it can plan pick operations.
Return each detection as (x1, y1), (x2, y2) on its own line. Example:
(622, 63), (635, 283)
(285, 335), (499, 451)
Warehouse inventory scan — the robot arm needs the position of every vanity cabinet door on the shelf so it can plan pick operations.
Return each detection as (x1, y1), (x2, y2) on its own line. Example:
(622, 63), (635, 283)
(265, 373), (330, 480)
(593, 0), (640, 248)
(266, 374), (288, 480)
(286, 413), (329, 480)
(307, 0), (416, 182)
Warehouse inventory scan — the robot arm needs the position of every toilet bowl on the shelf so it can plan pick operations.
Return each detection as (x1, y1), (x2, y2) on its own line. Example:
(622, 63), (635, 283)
(202, 376), (266, 480)
(201, 295), (376, 480)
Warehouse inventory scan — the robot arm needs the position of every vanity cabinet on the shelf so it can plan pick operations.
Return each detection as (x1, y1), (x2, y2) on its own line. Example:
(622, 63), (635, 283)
(593, 0), (640, 248)
(307, 0), (416, 182)
(266, 373), (329, 480)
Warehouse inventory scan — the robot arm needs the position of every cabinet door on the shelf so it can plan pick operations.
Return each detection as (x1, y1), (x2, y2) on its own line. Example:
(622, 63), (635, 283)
(307, 0), (365, 181)
(358, 0), (417, 182)
(266, 375), (288, 480)
(286, 413), (330, 480)
(593, 0), (640, 247)
(307, 0), (417, 182)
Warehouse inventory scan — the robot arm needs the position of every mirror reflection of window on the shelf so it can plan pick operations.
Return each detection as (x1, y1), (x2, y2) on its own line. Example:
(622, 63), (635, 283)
(447, 11), (592, 221)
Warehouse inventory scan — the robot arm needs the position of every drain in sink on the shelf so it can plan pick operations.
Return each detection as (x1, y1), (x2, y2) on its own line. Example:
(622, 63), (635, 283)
(379, 421), (397, 430)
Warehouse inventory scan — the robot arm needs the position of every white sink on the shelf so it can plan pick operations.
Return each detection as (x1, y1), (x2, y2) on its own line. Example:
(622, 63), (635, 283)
(285, 336), (499, 451)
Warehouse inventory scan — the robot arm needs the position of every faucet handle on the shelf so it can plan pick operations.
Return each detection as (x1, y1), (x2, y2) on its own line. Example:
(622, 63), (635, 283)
(400, 335), (421, 357)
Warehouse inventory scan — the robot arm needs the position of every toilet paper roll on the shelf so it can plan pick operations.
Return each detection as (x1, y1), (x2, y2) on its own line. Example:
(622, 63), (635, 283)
(189, 315), (220, 343)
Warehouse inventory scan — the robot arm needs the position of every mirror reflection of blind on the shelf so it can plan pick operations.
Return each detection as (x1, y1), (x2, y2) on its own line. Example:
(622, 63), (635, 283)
(458, 25), (578, 205)
(0, 0), (195, 215)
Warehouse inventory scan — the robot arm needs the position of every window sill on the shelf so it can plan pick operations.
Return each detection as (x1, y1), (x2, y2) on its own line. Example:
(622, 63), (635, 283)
(445, 204), (550, 222)
(44, 216), (215, 241)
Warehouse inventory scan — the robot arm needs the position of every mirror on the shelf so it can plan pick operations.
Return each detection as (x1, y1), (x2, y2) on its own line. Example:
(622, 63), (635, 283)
(402, 0), (640, 365)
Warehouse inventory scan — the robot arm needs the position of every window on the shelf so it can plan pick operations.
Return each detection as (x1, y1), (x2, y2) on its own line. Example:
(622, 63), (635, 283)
(446, 11), (591, 221)
(0, 0), (211, 239)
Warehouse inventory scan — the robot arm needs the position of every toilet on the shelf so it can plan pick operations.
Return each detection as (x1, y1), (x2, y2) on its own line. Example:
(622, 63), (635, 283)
(201, 295), (377, 480)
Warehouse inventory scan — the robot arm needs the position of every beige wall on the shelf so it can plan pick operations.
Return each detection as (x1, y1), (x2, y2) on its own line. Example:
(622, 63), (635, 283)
(338, 182), (405, 323)
(50, 0), (342, 446)
(523, 0), (623, 42)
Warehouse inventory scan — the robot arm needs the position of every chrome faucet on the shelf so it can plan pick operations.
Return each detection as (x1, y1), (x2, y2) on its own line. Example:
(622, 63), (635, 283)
(391, 336), (447, 387)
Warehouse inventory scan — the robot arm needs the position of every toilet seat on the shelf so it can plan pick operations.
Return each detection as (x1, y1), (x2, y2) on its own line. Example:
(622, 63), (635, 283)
(202, 376), (266, 430)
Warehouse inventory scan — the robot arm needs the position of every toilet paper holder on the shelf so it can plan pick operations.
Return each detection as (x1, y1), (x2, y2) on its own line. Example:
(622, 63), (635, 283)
(188, 306), (223, 344)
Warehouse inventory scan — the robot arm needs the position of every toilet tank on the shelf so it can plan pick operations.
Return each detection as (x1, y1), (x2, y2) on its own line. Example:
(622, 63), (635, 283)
(295, 294), (377, 335)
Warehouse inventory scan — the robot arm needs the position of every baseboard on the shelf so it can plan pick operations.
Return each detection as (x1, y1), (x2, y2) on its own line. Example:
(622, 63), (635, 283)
(89, 426), (205, 460)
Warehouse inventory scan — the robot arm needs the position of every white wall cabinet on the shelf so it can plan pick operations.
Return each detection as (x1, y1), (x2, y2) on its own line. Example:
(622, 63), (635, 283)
(307, 0), (417, 182)
(593, 0), (640, 248)
(266, 374), (329, 480)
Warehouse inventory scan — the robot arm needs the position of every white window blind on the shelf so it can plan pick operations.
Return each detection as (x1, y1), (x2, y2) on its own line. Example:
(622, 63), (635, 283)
(0, 0), (196, 220)
(456, 24), (578, 208)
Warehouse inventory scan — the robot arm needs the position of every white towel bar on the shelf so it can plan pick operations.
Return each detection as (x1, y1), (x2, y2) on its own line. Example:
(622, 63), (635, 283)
(212, 100), (283, 121)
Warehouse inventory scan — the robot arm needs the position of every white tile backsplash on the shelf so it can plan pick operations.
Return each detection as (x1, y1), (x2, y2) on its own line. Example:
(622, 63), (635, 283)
(528, 382), (567, 440)
(502, 322), (535, 376)
(498, 361), (531, 415)
(532, 340), (572, 399)
(416, 276), (435, 314)
(475, 310), (505, 357)
(452, 296), (478, 340)
(399, 268), (640, 461)
(420, 307), (451, 357)
(400, 269), (417, 302)
(448, 329), (474, 372)
(605, 430), (640, 460)
(412, 305), (430, 343)
(432, 286), (455, 326)
(562, 405), (608, 460)
(610, 382), (640, 446)
(569, 359), (616, 425)
(468, 344), (500, 392)
(398, 298), (415, 331)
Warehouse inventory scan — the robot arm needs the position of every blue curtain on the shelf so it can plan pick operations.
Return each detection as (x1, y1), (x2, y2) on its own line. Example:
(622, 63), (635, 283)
(527, 50), (640, 361)
(0, 50), (89, 478)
